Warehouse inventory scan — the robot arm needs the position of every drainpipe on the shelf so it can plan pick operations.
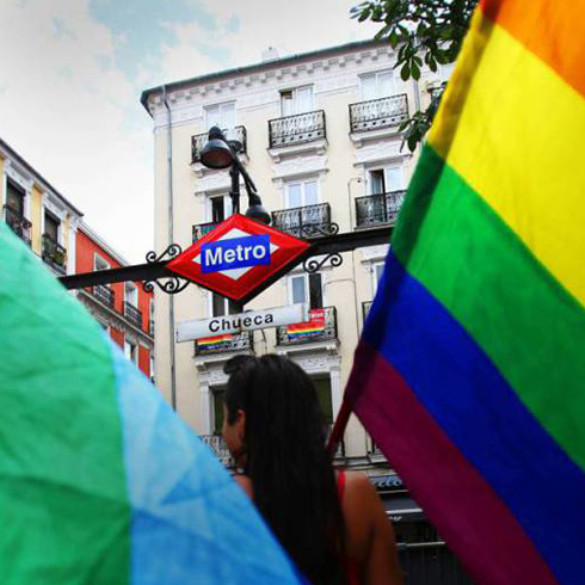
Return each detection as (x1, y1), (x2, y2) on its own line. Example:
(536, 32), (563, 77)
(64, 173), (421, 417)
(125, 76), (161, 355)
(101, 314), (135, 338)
(162, 85), (177, 411)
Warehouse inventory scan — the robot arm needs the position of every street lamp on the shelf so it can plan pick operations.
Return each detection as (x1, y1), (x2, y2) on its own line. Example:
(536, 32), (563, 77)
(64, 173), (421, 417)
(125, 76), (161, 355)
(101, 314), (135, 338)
(200, 126), (271, 224)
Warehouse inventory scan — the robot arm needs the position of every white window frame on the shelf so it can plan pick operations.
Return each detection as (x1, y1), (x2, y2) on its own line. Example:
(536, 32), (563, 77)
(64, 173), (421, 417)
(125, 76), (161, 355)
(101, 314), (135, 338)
(288, 272), (326, 308)
(4, 162), (32, 223)
(206, 193), (233, 223)
(124, 340), (137, 364)
(280, 85), (314, 117)
(93, 253), (110, 272)
(366, 165), (405, 195)
(372, 261), (385, 296)
(359, 69), (395, 101)
(125, 282), (138, 307)
(204, 101), (236, 134)
(284, 177), (320, 209)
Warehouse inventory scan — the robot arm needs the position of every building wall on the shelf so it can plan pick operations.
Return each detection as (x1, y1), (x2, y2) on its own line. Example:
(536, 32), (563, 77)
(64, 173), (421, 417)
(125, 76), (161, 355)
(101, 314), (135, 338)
(30, 184), (43, 255)
(75, 225), (154, 379)
(146, 41), (444, 461)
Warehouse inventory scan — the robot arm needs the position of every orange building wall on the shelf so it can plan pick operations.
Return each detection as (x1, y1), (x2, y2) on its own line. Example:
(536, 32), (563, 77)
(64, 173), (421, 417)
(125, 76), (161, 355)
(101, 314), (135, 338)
(139, 345), (150, 378)
(110, 327), (124, 348)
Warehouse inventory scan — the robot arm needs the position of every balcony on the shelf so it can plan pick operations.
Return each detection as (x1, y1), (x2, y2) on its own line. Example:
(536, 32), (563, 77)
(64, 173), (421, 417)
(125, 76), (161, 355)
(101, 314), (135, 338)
(123, 301), (143, 330)
(42, 234), (67, 273)
(201, 434), (234, 467)
(271, 203), (335, 239)
(349, 93), (408, 133)
(4, 205), (32, 246)
(355, 190), (406, 229)
(195, 331), (253, 356)
(191, 126), (247, 164)
(276, 307), (337, 346)
(149, 319), (155, 337)
(93, 285), (115, 308)
(269, 110), (326, 149)
(192, 221), (219, 242)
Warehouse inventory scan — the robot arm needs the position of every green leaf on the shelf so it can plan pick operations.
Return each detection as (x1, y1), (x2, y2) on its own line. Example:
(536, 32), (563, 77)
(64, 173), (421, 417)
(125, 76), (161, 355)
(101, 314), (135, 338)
(411, 62), (421, 80)
(400, 62), (410, 81)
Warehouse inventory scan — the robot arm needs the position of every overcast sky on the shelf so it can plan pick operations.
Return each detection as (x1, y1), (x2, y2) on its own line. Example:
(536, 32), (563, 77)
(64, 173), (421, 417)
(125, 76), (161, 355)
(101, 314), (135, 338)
(0, 0), (378, 263)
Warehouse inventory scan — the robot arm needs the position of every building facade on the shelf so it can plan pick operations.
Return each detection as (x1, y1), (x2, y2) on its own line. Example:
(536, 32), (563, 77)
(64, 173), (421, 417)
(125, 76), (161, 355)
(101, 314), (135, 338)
(0, 137), (154, 380)
(0, 138), (82, 277)
(75, 223), (154, 379)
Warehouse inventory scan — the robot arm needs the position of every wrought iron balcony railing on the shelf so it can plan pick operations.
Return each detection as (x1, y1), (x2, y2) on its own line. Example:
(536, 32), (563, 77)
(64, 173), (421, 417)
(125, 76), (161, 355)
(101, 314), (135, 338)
(191, 126), (247, 164)
(4, 205), (32, 246)
(93, 284), (115, 308)
(195, 331), (253, 356)
(123, 301), (143, 329)
(271, 202), (337, 239)
(269, 110), (326, 148)
(192, 221), (219, 242)
(42, 234), (67, 272)
(201, 434), (234, 467)
(276, 307), (337, 346)
(349, 94), (408, 133)
(149, 319), (155, 337)
(355, 190), (406, 228)
(362, 300), (373, 322)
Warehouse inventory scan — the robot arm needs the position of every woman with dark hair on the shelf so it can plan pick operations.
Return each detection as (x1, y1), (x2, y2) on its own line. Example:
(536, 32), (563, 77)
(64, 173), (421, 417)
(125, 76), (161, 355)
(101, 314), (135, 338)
(222, 354), (403, 585)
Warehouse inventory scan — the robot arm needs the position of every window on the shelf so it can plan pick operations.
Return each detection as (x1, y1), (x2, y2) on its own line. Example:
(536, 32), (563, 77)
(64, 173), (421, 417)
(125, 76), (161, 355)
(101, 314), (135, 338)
(373, 261), (385, 295)
(290, 273), (323, 309)
(281, 86), (314, 116)
(211, 293), (240, 317)
(94, 254), (110, 272)
(6, 180), (25, 216)
(286, 179), (319, 209)
(212, 389), (225, 435)
(125, 282), (138, 307)
(368, 166), (404, 194)
(314, 378), (333, 424)
(360, 70), (394, 101)
(205, 102), (236, 137)
(124, 340), (137, 363)
(209, 194), (233, 223)
(44, 212), (60, 242)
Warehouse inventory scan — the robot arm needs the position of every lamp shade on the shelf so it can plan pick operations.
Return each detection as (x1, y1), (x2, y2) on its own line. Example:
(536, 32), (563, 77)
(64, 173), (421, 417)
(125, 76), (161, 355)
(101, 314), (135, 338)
(199, 127), (234, 169)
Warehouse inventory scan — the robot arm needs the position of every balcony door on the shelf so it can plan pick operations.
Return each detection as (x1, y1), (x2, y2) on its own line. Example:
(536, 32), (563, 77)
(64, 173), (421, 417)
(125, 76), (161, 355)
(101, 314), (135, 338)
(282, 179), (319, 234)
(360, 70), (394, 101)
(205, 102), (236, 140)
(209, 194), (233, 224)
(6, 181), (25, 216)
(211, 293), (240, 318)
(314, 377), (333, 425)
(290, 272), (323, 310)
(125, 282), (138, 307)
(44, 212), (60, 243)
(281, 86), (314, 117)
(368, 166), (404, 195)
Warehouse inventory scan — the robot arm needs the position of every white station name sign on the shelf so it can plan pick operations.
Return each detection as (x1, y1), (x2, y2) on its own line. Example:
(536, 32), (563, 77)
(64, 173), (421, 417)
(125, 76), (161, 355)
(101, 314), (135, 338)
(176, 303), (308, 343)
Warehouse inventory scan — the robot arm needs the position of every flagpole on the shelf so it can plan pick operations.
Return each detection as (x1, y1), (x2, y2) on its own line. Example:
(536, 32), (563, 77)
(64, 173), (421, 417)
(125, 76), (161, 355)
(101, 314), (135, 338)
(326, 398), (352, 457)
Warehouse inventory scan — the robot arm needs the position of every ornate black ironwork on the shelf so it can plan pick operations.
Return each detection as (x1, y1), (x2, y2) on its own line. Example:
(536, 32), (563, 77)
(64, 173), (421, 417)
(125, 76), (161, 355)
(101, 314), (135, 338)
(191, 126), (247, 164)
(4, 205), (32, 246)
(142, 244), (189, 294)
(276, 306), (338, 346)
(349, 94), (408, 133)
(355, 190), (406, 228)
(42, 234), (67, 273)
(269, 110), (326, 148)
(194, 331), (253, 356)
(145, 243), (183, 264)
(271, 202), (338, 239)
(142, 277), (190, 295)
(200, 435), (235, 467)
(303, 252), (342, 273)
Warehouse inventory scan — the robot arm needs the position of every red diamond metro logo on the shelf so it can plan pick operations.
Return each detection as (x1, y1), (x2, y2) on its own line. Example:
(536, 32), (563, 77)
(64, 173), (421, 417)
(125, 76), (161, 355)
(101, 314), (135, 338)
(166, 214), (311, 303)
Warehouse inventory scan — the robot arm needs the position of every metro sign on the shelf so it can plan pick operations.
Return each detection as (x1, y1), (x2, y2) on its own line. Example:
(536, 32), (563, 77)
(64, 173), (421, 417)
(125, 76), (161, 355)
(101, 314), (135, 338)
(167, 214), (310, 303)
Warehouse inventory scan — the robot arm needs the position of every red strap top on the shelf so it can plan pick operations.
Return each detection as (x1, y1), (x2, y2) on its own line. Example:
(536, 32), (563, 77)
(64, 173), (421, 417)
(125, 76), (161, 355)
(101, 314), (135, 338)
(337, 471), (362, 585)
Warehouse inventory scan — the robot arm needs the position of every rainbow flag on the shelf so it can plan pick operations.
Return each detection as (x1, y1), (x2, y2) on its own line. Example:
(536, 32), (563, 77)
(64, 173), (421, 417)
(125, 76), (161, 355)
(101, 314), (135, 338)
(346, 2), (585, 585)
(198, 333), (234, 347)
(287, 309), (325, 339)
(0, 222), (304, 584)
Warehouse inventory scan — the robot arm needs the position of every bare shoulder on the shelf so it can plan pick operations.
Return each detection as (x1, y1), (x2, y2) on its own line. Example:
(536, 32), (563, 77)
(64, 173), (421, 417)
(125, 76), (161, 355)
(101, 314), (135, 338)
(343, 471), (379, 500)
(233, 473), (254, 499)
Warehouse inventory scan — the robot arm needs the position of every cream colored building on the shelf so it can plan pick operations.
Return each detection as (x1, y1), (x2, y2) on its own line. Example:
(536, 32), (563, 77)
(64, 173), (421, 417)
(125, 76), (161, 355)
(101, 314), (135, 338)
(142, 40), (446, 468)
(0, 137), (81, 276)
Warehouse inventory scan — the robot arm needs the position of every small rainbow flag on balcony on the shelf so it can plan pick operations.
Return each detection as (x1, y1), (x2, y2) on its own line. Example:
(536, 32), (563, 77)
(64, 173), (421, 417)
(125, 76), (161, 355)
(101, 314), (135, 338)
(347, 1), (585, 585)
(0, 222), (303, 584)
(197, 333), (234, 347)
(286, 308), (325, 339)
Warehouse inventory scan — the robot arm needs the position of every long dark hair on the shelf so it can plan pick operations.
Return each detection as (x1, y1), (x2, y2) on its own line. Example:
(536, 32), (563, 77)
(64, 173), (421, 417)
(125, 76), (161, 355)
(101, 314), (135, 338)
(224, 354), (347, 585)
